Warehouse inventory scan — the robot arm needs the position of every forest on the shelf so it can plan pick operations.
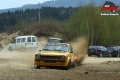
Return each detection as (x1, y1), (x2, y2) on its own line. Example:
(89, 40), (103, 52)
(0, 4), (120, 46)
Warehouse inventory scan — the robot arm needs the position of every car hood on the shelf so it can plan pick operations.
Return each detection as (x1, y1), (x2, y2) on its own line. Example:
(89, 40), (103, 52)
(36, 51), (68, 56)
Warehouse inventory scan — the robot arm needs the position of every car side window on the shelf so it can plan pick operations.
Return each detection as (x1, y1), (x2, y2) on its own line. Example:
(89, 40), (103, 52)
(32, 37), (36, 42)
(21, 38), (26, 43)
(17, 38), (21, 43)
(27, 37), (31, 42)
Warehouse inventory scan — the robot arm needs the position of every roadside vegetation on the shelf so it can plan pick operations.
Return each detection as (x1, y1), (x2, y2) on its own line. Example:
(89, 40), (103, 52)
(0, 2), (120, 46)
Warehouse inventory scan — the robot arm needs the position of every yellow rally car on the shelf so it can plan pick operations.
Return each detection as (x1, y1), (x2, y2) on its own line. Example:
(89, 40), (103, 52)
(34, 43), (77, 70)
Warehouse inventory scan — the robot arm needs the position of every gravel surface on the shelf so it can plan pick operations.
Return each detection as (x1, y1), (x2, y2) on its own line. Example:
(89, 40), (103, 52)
(0, 48), (120, 80)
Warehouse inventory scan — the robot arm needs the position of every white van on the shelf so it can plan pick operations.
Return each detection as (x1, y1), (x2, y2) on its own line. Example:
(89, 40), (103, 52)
(8, 35), (38, 51)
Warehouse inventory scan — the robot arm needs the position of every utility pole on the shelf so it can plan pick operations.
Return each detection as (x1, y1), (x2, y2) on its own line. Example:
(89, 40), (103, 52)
(38, 2), (41, 24)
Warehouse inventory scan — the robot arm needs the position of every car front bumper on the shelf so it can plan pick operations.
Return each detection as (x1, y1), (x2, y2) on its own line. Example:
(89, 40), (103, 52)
(34, 59), (69, 67)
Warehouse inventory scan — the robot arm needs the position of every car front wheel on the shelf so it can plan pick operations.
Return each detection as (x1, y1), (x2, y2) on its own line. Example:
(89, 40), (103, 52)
(64, 59), (71, 70)
(99, 53), (103, 57)
(34, 64), (41, 69)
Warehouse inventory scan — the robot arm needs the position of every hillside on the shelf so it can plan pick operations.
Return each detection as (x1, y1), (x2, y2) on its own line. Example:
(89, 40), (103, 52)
(0, 0), (120, 13)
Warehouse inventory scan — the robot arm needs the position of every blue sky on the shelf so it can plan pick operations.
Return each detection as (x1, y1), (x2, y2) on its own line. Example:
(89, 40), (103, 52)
(0, 0), (51, 10)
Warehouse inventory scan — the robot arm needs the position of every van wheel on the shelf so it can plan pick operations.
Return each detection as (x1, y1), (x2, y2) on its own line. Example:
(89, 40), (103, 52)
(20, 47), (25, 52)
(8, 47), (12, 51)
(0, 46), (2, 51)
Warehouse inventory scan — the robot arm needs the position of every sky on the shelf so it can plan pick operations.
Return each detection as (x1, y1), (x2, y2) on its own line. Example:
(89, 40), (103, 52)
(0, 0), (51, 10)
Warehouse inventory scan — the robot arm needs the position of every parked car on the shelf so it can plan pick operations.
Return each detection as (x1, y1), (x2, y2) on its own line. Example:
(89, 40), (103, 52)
(47, 37), (63, 43)
(8, 35), (38, 51)
(87, 45), (111, 57)
(107, 45), (120, 57)
(34, 43), (77, 70)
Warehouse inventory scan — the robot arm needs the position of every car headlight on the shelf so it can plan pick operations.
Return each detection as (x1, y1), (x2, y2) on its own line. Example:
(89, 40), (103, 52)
(35, 55), (40, 59)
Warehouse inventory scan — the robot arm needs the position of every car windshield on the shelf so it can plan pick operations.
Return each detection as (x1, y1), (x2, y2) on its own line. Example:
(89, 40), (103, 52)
(42, 43), (68, 52)
(88, 46), (97, 49)
(107, 47), (117, 51)
(48, 39), (62, 43)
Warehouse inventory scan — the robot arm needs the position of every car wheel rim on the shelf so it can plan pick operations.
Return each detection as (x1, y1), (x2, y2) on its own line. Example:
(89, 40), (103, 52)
(118, 54), (120, 57)
(109, 54), (111, 57)
(100, 53), (102, 57)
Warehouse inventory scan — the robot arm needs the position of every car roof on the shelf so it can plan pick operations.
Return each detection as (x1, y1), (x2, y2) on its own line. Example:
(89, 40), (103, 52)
(48, 37), (62, 40)
(89, 45), (105, 47)
(16, 35), (36, 38)
(108, 45), (118, 47)
(46, 42), (69, 46)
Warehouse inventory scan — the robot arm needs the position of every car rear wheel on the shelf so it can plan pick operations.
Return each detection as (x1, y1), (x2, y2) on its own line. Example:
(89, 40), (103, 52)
(108, 53), (111, 57)
(117, 54), (120, 57)
(99, 53), (103, 57)
(73, 60), (77, 67)
(34, 64), (41, 69)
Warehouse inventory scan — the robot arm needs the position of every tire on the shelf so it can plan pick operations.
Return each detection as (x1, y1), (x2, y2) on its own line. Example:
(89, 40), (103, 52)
(88, 54), (91, 57)
(64, 59), (71, 70)
(73, 60), (77, 67)
(20, 47), (25, 52)
(117, 54), (120, 57)
(8, 47), (13, 51)
(99, 53), (103, 57)
(34, 64), (40, 69)
(108, 53), (111, 57)
(0, 46), (2, 51)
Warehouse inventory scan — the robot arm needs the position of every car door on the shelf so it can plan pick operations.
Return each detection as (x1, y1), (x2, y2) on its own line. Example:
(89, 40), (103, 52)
(16, 38), (21, 50)
(31, 36), (37, 48)
(10, 39), (17, 50)
(21, 38), (26, 47)
(27, 36), (32, 48)
(101, 46), (108, 56)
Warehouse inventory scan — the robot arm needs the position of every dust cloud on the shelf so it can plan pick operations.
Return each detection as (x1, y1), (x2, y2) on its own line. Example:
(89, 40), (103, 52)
(69, 36), (88, 66)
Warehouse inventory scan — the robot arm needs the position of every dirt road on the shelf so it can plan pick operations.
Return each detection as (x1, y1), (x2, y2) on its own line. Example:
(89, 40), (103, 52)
(0, 48), (120, 80)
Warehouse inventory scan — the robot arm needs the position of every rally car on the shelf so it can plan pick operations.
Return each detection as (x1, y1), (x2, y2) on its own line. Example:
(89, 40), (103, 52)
(34, 43), (77, 70)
